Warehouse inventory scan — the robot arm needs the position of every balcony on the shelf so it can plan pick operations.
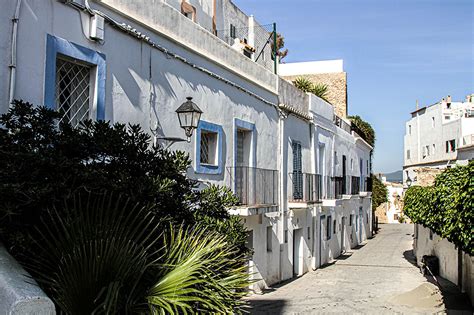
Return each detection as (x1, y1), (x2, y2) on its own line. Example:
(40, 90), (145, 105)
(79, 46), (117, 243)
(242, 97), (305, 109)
(288, 173), (322, 206)
(227, 166), (279, 211)
(334, 176), (344, 199)
(351, 176), (361, 195)
(333, 114), (352, 134)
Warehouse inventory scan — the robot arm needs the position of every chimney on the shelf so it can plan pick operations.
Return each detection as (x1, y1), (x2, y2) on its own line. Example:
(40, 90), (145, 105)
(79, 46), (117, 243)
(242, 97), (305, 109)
(447, 95), (452, 105)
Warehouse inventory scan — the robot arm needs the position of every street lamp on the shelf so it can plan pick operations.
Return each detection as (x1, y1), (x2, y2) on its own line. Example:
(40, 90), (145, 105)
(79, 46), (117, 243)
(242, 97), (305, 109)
(406, 176), (412, 188)
(155, 97), (203, 149)
(175, 97), (203, 141)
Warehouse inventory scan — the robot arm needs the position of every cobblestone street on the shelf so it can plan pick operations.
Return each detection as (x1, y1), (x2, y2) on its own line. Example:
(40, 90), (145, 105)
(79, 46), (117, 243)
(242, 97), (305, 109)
(247, 224), (471, 314)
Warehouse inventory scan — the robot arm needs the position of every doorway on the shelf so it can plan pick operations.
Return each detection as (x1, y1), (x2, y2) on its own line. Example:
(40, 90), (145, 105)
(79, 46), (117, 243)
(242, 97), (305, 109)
(319, 215), (326, 267)
(293, 228), (303, 276)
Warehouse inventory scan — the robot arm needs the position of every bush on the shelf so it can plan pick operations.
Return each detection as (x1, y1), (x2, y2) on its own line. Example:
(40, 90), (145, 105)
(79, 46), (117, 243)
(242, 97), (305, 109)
(0, 100), (251, 313)
(404, 162), (473, 255)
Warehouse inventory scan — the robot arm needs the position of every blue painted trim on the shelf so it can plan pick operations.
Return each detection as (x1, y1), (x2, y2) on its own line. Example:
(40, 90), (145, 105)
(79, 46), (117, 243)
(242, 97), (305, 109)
(44, 34), (106, 120)
(195, 120), (224, 175)
(233, 118), (256, 191)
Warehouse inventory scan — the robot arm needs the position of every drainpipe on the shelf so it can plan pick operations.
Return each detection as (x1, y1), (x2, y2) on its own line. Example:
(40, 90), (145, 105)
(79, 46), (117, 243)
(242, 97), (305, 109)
(8, 0), (22, 105)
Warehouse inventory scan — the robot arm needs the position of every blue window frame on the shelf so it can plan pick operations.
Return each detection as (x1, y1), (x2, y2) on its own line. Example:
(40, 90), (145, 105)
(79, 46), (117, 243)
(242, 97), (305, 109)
(44, 34), (106, 120)
(195, 120), (224, 174)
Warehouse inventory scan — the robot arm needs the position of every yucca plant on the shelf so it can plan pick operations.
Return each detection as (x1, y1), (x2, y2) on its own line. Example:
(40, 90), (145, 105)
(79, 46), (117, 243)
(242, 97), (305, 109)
(147, 226), (251, 314)
(293, 77), (313, 93)
(292, 77), (329, 102)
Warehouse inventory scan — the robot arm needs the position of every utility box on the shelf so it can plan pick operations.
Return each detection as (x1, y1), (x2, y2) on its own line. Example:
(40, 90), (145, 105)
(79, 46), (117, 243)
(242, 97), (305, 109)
(90, 14), (105, 41)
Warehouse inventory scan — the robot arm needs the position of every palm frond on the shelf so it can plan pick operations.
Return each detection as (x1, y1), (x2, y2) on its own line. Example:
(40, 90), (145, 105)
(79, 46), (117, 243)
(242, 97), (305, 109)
(26, 191), (163, 315)
(147, 226), (251, 314)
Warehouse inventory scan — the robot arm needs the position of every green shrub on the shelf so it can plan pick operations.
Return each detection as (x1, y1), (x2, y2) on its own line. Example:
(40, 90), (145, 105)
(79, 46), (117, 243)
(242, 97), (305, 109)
(404, 162), (473, 255)
(0, 100), (251, 313)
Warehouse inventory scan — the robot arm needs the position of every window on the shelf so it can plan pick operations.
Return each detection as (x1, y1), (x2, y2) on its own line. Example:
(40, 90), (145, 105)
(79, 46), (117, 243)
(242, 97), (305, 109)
(284, 230), (288, 243)
(445, 139), (456, 153)
(333, 220), (337, 234)
(44, 35), (106, 123)
(200, 131), (218, 165)
(55, 57), (91, 127)
(444, 115), (451, 121)
(432, 117), (435, 128)
(326, 216), (332, 240)
(349, 214), (353, 226)
(230, 24), (236, 39)
(196, 121), (223, 174)
(266, 226), (272, 252)
(429, 229), (433, 240)
(408, 125), (411, 135)
(181, 1), (196, 21)
(406, 150), (410, 159)
(292, 141), (303, 200)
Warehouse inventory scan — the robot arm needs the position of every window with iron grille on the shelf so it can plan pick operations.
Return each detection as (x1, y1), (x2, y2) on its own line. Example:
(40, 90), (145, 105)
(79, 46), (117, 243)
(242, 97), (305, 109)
(200, 131), (218, 165)
(55, 57), (91, 127)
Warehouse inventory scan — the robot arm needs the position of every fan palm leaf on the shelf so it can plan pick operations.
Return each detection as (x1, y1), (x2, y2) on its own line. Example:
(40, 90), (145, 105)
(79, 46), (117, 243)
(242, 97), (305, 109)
(25, 191), (163, 314)
(147, 226), (251, 314)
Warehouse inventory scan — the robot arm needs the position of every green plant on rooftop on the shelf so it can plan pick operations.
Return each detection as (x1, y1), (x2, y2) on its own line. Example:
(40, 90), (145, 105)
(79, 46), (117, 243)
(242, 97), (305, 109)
(293, 76), (329, 102)
(348, 115), (375, 148)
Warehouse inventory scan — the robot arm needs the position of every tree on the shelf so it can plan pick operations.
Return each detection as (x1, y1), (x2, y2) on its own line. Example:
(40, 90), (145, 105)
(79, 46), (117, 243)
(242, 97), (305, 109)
(371, 175), (388, 212)
(271, 33), (288, 63)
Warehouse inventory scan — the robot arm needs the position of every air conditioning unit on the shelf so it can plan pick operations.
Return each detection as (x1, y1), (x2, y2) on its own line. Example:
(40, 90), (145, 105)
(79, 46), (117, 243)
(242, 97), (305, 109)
(90, 14), (105, 41)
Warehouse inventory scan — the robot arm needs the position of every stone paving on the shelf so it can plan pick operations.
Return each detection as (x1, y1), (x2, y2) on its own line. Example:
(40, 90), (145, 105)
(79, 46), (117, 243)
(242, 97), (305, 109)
(246, 224), (471, 314)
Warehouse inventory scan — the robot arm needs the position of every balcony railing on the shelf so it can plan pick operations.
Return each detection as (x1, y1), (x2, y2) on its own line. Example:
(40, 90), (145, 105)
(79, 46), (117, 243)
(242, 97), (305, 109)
(333, 114), (352, 134)
(227, 166), (279, 207)
(334, 176), (344, 199)
(351, 176), (361, 195)
(288, 173), (322, 203)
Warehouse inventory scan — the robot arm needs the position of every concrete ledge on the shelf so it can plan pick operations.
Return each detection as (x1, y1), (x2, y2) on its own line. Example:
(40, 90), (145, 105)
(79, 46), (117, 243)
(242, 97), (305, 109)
(0, 245), (55, 315)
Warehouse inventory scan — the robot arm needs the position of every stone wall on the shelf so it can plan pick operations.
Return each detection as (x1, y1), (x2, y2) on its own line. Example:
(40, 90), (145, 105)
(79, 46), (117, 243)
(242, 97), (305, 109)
(414, 167), (443, 187)
(282, 72), (347, 118)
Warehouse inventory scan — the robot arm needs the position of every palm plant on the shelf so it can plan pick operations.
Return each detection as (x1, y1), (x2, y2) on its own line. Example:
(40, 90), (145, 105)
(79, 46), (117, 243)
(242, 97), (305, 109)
(293, 77), (313, 93)
(292, 77), (329, 102)
(26, 192), (163, 314)
(147, 226), (250, 314)
(25, 191), (251, 314)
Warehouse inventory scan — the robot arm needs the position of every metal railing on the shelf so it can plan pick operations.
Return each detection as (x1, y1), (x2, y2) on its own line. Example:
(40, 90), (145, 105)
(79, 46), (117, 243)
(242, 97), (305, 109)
(227, 166), (278, 207)
(288, 173), (322, 203)
(333, 114), (352, 134)
(351, 176), (361, 195)
(334, 176), (344, 199)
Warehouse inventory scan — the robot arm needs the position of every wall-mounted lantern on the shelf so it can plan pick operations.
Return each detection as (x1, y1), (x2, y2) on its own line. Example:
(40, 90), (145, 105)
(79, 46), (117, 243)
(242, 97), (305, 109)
(406, 176), (412, 188)
(175, 97), (203, 141)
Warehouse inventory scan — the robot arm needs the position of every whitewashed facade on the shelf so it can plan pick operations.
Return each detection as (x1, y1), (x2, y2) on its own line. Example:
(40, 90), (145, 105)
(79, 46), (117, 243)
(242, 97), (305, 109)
(403, 95), (474, 187)
(1, 0), (372, 292)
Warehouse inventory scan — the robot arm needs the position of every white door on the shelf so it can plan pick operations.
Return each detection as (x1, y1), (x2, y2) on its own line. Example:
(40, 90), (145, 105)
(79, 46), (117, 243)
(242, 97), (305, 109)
(293, 228), (303, 276)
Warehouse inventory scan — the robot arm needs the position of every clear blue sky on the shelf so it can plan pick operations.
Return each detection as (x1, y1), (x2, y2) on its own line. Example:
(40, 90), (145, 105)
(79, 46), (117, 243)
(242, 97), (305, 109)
(233, 0), (474, 173)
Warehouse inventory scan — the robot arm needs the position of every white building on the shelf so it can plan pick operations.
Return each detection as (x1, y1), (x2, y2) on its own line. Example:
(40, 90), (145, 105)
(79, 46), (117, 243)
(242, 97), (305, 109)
(403, 95), (474, 187)
(1, 0), (372, 292)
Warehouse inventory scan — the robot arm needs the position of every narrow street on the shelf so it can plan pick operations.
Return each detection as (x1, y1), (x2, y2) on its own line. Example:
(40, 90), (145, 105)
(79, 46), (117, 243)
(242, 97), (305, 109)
(247, 224), (470, 314)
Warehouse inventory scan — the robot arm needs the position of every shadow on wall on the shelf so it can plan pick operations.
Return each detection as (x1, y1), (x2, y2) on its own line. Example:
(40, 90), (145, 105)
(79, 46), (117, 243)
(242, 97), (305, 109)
(402, 249), (473, 312)
(246, 299), (287, 315)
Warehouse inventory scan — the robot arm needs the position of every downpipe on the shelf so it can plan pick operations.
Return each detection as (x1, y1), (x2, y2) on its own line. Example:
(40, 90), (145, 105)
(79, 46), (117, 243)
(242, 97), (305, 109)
(8, 0), (22, 106)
